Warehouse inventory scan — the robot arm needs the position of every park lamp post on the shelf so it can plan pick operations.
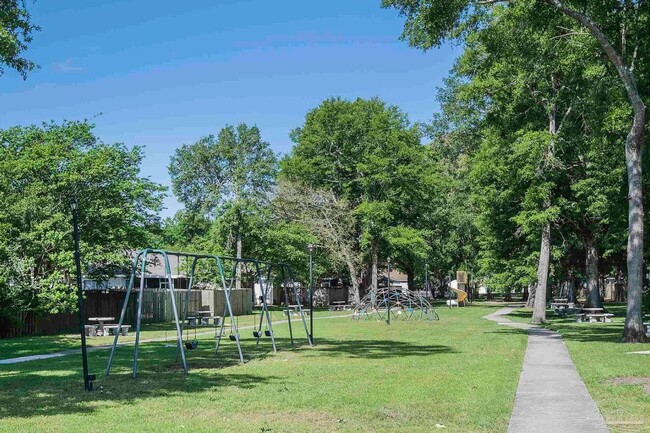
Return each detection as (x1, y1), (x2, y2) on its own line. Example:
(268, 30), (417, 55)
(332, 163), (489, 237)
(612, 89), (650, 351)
(307, 244), (314, 345)
(387, 257), (391, 325)
(424, 263), (429, 295)
(71, 198), (95, 391)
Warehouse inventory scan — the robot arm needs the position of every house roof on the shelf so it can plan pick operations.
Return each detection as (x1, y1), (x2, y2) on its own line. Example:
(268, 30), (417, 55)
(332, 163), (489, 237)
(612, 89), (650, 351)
(379, 270), (408, 282)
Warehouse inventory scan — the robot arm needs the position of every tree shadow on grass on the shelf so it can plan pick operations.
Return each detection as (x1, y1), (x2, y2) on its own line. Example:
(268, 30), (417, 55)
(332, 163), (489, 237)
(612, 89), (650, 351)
(0, 334), (454, 420)
(541, 323), (626, 343)
(482, 327), (531, 339)
(0, 344), (280, 419)
(504, 308), (630, 344)
(300, 338), (455, 359)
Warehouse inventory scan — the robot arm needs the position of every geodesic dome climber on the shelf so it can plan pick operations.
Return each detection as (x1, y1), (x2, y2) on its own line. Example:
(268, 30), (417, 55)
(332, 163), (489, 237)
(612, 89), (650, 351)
(352, 286), (439, 321)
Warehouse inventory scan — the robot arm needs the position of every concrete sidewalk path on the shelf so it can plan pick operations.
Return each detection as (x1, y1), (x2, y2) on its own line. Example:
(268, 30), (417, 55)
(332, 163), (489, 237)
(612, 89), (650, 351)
(485, 307), (609, 433)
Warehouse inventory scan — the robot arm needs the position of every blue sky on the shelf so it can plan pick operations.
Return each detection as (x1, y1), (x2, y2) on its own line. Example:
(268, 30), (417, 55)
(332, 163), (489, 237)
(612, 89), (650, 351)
(0, 0), (458, 217)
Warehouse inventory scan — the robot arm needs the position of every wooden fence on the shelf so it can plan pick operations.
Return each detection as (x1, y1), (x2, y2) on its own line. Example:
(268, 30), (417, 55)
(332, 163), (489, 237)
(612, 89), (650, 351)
(1, 288), (254, 339)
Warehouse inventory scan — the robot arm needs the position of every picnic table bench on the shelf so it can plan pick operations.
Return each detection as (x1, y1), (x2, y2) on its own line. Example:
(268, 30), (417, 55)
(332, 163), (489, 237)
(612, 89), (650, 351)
(103, 325), (131, 336)
(550, 302), (581, 316)
(575, 308), (614, 323)
(585, 313), (614, 323)
(88, 316), (115, 336)
(187, 313), (221, 326)
(84, 324), (97, 337)
(283, 304), (310, 316)
(550, 302), (575, 308)
(329, 301), (351, 311)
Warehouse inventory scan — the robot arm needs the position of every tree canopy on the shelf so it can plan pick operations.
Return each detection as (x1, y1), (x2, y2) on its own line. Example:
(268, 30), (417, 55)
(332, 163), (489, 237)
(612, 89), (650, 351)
(0, 0), (39, 79)
(385, 0), (649, 340)
(0, 121), (164, 322)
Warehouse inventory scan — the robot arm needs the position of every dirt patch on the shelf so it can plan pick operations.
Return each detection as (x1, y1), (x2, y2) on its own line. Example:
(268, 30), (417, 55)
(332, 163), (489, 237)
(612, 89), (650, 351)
(606, 377), (650, 394)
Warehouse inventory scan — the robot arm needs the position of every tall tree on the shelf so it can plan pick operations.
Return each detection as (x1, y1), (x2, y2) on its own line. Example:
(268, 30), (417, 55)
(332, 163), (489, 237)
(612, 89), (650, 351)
(1, 0), (39, 79)
(0, 121), (164, 324)
(282, 97), (442, 299)
(273, 180), (362, 302)
(384, 0), (649, 341)
(169, 123), (277, 288)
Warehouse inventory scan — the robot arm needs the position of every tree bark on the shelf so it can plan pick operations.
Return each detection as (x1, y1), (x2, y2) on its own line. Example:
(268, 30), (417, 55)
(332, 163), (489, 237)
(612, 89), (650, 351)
(564, 275), (574, 304)
(526, 283), (535, 308)
(585, 233), (603, 308)
(371, 241), (378, 291)
(532, 222), (551, 324)
(346, 258), (361, 305)
(624, 131), (646, 341)
(542, 0), (647, 342)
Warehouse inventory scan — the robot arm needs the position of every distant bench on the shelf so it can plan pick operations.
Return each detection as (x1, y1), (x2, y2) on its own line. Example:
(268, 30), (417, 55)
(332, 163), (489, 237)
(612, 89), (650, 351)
(329, 301), (351, 311)
(283, 305), (310, 316)
(103, 325), (131, 336)
(84, 324), (97, 337)
(576, 313), (614, 323)
(186, 316), (221, 326)
(550, 302), (582, 316)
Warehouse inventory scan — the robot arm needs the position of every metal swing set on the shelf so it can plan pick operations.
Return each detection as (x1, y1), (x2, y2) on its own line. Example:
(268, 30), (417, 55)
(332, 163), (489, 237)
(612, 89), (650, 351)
(105, 248), (312, 378)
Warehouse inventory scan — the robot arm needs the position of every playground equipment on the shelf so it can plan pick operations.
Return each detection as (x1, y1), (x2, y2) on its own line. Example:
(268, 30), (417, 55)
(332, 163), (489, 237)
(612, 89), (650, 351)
(447, 274), (469, 307)
(105, 248), (311, 378)
(257, 261), (311, 348)
(352, 286), (439, 321)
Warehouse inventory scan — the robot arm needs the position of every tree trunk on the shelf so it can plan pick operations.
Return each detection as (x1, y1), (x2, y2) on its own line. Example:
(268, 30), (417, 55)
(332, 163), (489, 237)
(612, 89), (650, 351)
(585, 233), (602, 308)
(371, 241), (378, 291)
(532, 222), (551, 324)
(522, 284), (529, 303)
(347, 261), (361, 305)
(543, 0), (647, 342)
(565, 275), (576, 304)
(406, 266), (414, 292)
(530, 71), (559, 322)
(236, 231), (242, 291)
(526, 283), (535, 307)
(624, 127), (646, 341)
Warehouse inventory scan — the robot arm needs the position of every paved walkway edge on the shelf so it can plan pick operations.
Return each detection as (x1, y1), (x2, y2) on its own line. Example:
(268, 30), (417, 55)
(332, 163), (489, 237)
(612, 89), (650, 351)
(484, 307), (610, 433)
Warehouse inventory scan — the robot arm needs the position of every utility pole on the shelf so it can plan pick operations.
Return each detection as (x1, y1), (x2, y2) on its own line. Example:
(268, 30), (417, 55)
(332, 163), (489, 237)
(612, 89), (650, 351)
(387, 257), (391, 325)
(425, 263), (429, 295)
(307, 244), (314, 344)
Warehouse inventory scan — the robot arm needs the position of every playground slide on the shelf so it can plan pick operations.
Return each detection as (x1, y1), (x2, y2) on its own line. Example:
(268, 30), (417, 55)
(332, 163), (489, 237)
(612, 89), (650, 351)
(450, 287), (468, 304)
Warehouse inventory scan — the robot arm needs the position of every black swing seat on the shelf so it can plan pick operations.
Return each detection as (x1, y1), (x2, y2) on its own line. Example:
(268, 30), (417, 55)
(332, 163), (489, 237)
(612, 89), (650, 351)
(185, 340), (198, 350)
(264, 330), (272, 337)
(253, 330), (262, 338)
(229, 334), (237, 341)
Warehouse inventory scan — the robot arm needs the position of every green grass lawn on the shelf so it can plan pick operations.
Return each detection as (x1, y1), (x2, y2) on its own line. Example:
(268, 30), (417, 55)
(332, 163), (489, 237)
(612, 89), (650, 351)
(508, 305), (650, 433)
(0, 305), (527, 433)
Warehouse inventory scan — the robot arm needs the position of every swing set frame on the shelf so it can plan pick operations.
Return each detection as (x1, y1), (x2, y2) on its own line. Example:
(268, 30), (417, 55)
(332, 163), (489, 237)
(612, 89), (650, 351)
(105, 248), (312, 378)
